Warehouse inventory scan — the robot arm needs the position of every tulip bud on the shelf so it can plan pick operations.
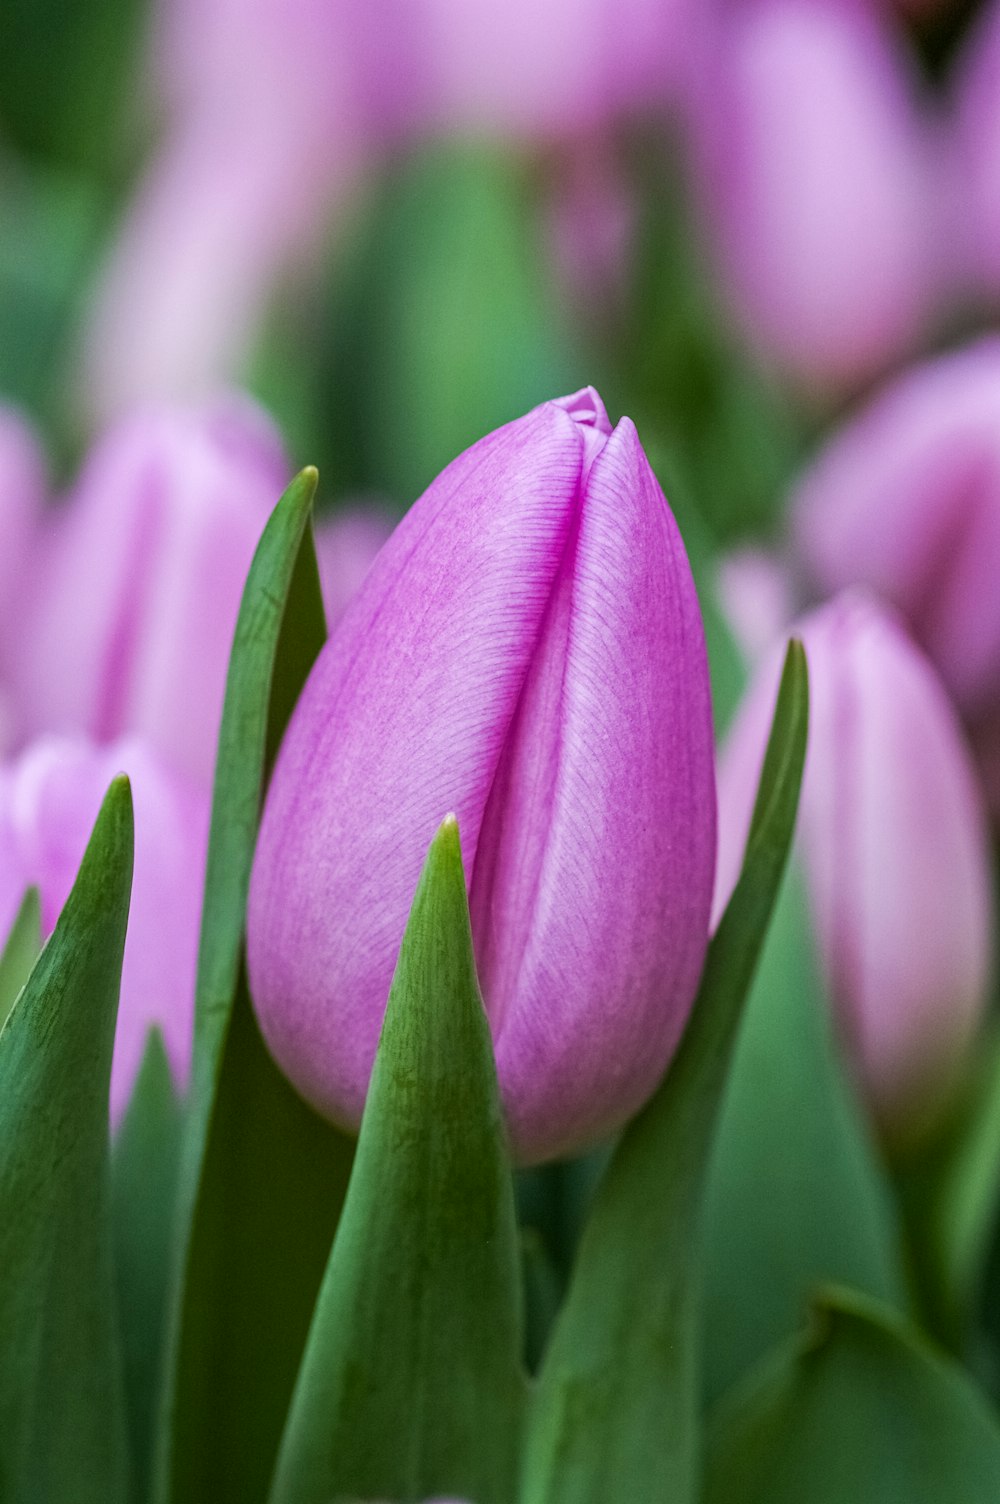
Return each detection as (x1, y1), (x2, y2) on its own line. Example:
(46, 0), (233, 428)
(248, 389), (716, 1164)
(715, 593), (993, 1132)
(685, 0), (938, 390)
(13, 396), (288, 785)
(792, 339), (1000, 721)
(0, 735), (209, 1124)
(951, 0), (1000, 303)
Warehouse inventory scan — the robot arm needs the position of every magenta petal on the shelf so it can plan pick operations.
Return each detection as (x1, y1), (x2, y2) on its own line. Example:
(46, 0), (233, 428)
(481, 420), (716, 1162)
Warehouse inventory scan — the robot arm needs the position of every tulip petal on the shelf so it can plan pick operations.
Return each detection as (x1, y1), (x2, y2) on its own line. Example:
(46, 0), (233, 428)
(476, 420), (716, 1161)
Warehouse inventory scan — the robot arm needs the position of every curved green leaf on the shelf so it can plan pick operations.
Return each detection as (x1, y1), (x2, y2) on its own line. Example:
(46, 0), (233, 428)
(705, 1288), (1000, 1502)
(0, 886), (41, 1030)
(154, 469), (355, 1504)
(701, 864), (908, 1402)
(520, 639), (808, 1504)
(0, 778), (133, 1503)
(270, 817), (526, 1504)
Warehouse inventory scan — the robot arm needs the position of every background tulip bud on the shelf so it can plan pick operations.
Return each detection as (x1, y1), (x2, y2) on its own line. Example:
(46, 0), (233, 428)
(685, 0), (938, 390)
(248, 388), (716, 1164)
(715, 593), (993, 1132)
(12, 395), (288, 785)
(313, 505), (394, 629)
(0, 406), (46, 682)
(951, 0), (1000, 303)
(792, 339), (1000, 721)
(0, 734), (209, 1124)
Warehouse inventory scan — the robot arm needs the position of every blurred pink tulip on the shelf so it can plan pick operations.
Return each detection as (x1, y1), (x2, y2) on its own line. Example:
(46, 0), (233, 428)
(793, 338), (1000, 721)
(12, 395), (288, 786)
(82, 0), (700, 413)
(716, 593), (993, 1131)
(0, 407), (46, 686)
(951, 0), (1000, 302)
(686, 0), (939, 390)
(248, 388), (716, 1164)
(715, 548), (797, 665)
(313, 506), (394, 629)
(0, 735), (209, 1125)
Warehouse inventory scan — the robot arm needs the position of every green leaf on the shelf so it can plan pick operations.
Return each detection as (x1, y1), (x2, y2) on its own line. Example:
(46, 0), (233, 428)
(895, 1024), (1000, 1351)
(0, 886), (41, 1030)
(112, 1029), (186, 1504)
(704, 1288), (1000, 1503)
(520, 640), (809, 1504)
(270, 817), (526, 1504)
(701, 864), (909, 1403)
(154, 469), (355, 1504)
(0, 777), (133, 1503)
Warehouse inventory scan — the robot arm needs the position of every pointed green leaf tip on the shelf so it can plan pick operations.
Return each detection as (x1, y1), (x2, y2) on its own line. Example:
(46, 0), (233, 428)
(270, 814), (525, 1504)
(154, 461), (350, 1504)
(0, 776), (133, 1504)
(521, 638), (809, 1504)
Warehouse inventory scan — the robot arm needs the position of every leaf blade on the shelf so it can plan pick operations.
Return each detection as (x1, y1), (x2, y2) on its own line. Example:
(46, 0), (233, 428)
(154, 469), (355, 1504)
(0, 778), (133, 1504)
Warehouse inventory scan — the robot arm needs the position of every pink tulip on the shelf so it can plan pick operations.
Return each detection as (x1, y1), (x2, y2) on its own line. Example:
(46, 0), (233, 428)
(81, 0), (700, 413)
(313, 506), (395, 629)
(0, 735), (209, 1124)
(951, 0), (1000, 302)
(0, 407), (46, 688)
(686, 0), (939, 390)
(248, 388), (716, 1164)
(793, 338), (1000, 721)
(716, 593), (993, 1131)
(12, 395), (288, 786)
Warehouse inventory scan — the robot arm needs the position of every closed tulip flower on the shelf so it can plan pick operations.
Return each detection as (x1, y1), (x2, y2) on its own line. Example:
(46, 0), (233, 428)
(715, 593), (993, 1132)
(248, 389), (716, 1164)
(0, 735), (209, 1124)
(792, 339), (1000, 721)
(686, 0), (938, 390)
(12, 395), (288, 786)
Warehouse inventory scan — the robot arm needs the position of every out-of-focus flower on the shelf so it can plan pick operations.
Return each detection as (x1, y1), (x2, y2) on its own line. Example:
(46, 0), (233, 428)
(546, 143), (637, 333)
(314, 506), (394, 629)
(0, 735), (209, 1125)
(248, 388), (716, 1165)
(81, 0), (699, 417)
(0, 407), (46, 689)
(951, 0), (1000, 303)
(716, 592), (993, 1132)
(792, 338), (1000, 722)
(715, 547), (797, 665)
(685, 0), (939, 391)
(11, 395), (288, 787)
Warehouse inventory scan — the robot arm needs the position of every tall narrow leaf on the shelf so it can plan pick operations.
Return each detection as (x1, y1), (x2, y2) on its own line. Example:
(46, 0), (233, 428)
(270, 817), (526, 1504)
(0, 778), (133, 1503)
(155, 469), (355, 1504)
(521, 640), (809, 1504)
